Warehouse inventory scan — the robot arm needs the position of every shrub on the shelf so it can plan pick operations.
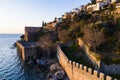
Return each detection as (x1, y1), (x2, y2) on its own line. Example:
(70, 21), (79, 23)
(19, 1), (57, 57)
(102, 57), (120, 65)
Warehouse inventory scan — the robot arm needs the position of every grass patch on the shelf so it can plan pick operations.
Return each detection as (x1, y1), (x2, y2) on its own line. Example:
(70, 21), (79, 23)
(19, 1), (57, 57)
(61, 45), (94, 69)
(101, 57), (120, 65)
(109, 74), (120, 80)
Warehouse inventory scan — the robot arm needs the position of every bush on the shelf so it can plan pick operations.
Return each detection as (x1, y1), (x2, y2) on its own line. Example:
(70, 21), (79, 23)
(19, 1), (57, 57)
(114, 42), (120, 54)
(61, 45), (94, 68)
(102, 57), (120, 65)
(82, 14), (92, 20)
(76, 32), (84, 38)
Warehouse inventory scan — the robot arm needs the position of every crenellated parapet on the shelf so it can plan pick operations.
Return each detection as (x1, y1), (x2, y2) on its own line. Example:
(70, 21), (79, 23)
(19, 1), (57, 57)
(57, 44), (117, 80)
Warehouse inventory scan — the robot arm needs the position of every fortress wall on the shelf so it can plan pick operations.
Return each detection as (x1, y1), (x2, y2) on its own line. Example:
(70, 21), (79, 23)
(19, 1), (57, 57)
(57, 44), (115, 80)
(16, 42), (25, 61)
(77, 38), (100, 69)
(77, 38), (120, 75)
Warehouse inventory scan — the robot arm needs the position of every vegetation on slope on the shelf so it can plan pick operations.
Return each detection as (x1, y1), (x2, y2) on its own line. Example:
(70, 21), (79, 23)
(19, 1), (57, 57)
(57, 7), (120, 64)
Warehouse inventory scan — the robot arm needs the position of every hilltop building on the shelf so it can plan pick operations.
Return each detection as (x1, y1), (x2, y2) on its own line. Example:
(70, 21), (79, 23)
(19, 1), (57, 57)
(86, 0), (119, 12)
(72, 8), (80, 14)
(42, 17), (63, 32)
(43, 22), (56, 31)
(96, 0), (111, 3)
(111, 0), (119, 3)
(62, 12), (72, 19)
(116, 2), (120, 8)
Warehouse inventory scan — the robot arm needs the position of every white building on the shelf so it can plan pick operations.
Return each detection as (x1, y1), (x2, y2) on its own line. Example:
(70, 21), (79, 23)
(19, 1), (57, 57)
(116, 3), (120, 8)
(93, 2), (106, 11)
(111, 0), (119, 3)
(57, 18), (62, 23)
(72, 8), (80, 14)
(96, 0), (104, 2)
(62, 12), (71, 19)
(96, 0), (111, 3)
(86, 4), (96, 11)
(86, 1), (109, 11)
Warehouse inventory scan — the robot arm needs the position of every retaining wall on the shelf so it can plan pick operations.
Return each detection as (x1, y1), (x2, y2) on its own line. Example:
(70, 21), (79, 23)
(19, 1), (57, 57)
(77, 38), (100, 69)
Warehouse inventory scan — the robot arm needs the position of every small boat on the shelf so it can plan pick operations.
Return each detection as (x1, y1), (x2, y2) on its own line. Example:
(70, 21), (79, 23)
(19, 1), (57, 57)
(10, 46), (15, 49)
(13, 43), (17, 47)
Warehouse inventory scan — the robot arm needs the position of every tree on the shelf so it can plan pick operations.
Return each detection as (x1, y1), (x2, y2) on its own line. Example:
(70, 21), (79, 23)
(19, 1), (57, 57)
(83, 26), (105, 52)
(58, 28), (71, 42)
(42, 21), (45, 27)
(109, 4), (116, 15)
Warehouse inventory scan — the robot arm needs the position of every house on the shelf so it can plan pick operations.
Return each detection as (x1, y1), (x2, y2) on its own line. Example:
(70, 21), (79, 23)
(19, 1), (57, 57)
(58, 18), (62, 23)
(86, 0), (110, 12)
(86, 4), (96, 11)
(62, 12), (71, 19)
(72, 8), (80, 14)
(93, 2), (107, 11)
(96, 0), (104, 2)
(116, 3), (120, 8)
(54, 17), (62, 23)
(43, 21), (57, 31)
(24, 27), (42, 41)
(96, 0), (111, 3)
(111, 0), (119, 3)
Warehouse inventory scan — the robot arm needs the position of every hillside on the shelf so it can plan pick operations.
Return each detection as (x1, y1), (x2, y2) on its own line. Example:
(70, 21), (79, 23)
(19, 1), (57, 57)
(32, 3), (120, 65)
(18, 1), (120, 80)
(58, 6), (120, 62)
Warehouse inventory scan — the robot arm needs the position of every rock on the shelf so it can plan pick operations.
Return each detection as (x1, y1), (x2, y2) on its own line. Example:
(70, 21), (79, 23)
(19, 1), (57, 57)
(36, 58), (49, 67)
(55, 70), (65, 79)
(50, 63), (62, 72)
(28, 60), (33, 64)
(49, 63), (66, 80)
(47, 73), (57, 80)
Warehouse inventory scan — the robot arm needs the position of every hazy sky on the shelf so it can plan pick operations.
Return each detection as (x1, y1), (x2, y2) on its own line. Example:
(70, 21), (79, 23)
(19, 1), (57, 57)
(0, 0), (90, 34)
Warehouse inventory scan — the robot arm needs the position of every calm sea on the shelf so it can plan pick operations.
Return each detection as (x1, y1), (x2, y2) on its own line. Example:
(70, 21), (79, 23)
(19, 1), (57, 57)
(0, 34), (45, 80)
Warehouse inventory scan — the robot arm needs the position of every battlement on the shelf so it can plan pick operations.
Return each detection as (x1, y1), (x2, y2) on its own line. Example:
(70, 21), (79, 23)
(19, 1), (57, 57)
(57, 44), (117, 80)
(25, 26), (42, 32)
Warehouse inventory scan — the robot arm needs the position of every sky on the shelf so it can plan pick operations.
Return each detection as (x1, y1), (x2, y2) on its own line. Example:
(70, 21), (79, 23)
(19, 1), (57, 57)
(0, 0), (90, 34)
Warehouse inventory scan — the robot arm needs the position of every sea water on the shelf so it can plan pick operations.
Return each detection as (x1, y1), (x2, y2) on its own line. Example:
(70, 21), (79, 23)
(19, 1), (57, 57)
(0, 34), (45, 80)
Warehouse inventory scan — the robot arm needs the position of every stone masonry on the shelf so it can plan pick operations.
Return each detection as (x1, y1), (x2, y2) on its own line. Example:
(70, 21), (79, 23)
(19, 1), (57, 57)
(57, 44), (117, 80)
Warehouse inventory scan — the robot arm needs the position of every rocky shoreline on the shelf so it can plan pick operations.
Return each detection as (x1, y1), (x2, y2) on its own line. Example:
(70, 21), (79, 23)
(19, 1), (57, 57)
(23, 57), (69, 80)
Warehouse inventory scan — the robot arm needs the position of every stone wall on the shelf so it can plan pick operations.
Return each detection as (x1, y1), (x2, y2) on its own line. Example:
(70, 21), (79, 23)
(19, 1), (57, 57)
(16, 41), (37, 61)
(77, 38), (120, 75)
(25, 27), (41, 32)
(16, 42), (25, 61)
(24, 27), (42, 41)
(57, 45), (115, 80)
(16, 41), (56, 61)
(77, 38), (101, 69)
